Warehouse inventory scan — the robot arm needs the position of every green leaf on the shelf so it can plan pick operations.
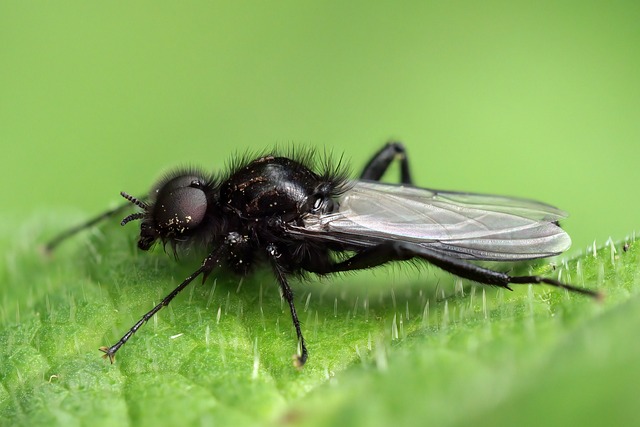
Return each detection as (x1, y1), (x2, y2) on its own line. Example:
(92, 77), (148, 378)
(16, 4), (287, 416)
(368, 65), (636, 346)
(1, 217), (638, 426)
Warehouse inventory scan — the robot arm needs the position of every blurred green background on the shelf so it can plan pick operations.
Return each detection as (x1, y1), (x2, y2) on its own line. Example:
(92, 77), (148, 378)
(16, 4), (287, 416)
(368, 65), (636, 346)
(1, 1), (638, 251)
(2, 2), (640, 426)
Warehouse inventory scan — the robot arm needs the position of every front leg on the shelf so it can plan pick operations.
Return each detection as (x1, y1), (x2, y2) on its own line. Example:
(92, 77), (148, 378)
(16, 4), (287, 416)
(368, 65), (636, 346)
(45, 199), (142, 252)
(99, 243), (229, 363)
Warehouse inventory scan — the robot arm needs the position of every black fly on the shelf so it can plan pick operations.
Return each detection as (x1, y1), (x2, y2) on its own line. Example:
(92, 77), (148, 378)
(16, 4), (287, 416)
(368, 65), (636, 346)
(46, 142), (601, 367)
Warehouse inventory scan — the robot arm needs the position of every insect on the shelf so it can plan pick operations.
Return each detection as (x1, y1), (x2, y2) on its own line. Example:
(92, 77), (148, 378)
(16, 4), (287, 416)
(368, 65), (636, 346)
(46, 142), (600, 367)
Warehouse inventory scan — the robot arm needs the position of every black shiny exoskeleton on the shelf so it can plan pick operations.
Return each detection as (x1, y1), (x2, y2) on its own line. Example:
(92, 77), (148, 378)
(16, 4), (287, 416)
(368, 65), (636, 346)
(112, 153), (348, 366)
(46, 143), (600, 367)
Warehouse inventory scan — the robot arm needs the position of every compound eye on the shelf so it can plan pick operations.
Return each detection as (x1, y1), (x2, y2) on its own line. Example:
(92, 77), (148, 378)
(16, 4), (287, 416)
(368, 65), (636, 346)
(154, 175), (208, 233)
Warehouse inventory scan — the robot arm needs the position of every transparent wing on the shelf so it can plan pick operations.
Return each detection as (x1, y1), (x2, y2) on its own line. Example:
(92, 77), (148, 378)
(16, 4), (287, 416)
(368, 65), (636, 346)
(291, 181), (571, 261)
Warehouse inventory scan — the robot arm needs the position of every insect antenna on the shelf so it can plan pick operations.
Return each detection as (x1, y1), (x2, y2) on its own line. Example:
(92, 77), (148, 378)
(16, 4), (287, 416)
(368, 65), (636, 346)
(118, 191), (149, 226)
(120, 212), (146, 225)
(120, 191), (149, 210)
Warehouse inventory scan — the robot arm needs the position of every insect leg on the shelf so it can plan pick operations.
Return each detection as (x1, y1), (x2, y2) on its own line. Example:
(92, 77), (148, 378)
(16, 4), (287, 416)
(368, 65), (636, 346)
(99, 246), (227, 363)
(323, 243), (601, 299)
(267, 244), (308, 367)
(360, 141), (413, 184)
(44, 201), (136, 252)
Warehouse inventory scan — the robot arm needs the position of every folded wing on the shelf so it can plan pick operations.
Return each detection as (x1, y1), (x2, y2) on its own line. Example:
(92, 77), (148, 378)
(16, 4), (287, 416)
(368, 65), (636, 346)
(294, 181), (571, 261)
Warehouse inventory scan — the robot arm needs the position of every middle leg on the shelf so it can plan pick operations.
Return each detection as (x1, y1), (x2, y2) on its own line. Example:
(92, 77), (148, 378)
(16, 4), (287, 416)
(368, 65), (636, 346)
(267, 244), (308, 367)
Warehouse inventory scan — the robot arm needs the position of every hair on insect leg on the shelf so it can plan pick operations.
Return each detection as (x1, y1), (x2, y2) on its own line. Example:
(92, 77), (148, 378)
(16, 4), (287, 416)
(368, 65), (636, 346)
(99, 246), (228, 363)
(308, 242), (601, 300)
(509, 275), (604, 300)
(268, 244), (308, 367)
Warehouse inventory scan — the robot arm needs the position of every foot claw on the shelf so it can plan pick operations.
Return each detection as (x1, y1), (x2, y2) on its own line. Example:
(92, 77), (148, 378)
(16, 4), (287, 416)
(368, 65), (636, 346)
(292, 353), (307, 369)
(99, 346), (116, 364)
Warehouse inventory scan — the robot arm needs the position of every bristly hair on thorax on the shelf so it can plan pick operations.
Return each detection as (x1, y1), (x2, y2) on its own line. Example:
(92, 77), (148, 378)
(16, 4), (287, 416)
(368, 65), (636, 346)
(222, 144), (352, 197)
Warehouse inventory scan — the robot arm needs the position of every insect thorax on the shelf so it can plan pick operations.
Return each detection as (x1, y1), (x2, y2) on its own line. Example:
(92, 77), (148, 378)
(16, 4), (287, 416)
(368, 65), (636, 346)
(220, 156), (325, 222)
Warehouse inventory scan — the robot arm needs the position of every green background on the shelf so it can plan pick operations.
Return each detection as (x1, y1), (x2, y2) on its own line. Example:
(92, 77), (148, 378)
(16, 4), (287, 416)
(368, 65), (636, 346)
(2, 1), (639, 251)
(1, 1), (639, 426)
